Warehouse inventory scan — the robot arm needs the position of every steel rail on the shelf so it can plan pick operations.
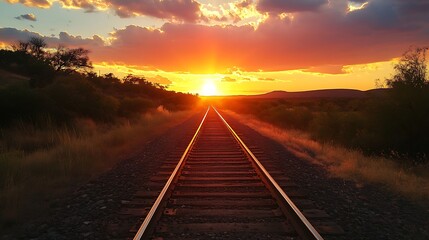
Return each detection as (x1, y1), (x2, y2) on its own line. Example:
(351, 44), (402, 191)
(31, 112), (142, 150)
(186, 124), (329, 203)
(133, 107), (210, 240)
(213, 106), (324, 240)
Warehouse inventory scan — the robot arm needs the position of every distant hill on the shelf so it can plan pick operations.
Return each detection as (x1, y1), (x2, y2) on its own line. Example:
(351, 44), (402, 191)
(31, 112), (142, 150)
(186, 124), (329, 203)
(242, 89), (388, 99)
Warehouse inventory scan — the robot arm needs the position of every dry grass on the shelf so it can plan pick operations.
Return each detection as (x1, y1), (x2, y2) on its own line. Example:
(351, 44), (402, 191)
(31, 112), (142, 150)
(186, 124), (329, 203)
(225, 110), (429, 201)
(0, 108), (194, 227)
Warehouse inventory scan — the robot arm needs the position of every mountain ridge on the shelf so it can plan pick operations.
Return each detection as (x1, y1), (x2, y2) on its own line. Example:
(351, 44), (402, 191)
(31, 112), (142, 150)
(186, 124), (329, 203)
(217, 88), (388, 98)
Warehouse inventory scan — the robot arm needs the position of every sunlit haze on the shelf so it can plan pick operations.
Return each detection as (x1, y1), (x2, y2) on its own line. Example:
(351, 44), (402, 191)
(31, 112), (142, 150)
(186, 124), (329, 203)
(1, 0), (428, 95)
(200, 79), (219, 96)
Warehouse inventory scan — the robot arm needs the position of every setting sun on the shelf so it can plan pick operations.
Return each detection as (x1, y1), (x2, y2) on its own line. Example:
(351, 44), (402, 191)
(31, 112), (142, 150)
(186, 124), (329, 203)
(200, 80), (218, 96)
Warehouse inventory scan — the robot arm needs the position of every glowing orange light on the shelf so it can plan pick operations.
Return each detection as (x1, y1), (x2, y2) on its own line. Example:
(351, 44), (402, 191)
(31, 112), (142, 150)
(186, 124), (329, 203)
(200, 79), (218, 96)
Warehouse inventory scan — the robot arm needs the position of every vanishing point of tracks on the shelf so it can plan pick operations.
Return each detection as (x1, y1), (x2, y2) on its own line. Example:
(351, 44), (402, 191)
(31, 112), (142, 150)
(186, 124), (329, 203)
(126, 107), (338, 239)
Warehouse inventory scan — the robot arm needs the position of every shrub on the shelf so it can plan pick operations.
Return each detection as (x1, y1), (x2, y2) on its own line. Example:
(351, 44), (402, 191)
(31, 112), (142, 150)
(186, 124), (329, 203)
(118, 97), (153, 118)
(0, 85), (53, 125)
(44, 77), (119, 122)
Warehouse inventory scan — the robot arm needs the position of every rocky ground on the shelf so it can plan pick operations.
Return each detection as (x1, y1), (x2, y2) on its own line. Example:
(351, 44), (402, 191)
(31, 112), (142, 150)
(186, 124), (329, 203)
(3, 108), (429, 240)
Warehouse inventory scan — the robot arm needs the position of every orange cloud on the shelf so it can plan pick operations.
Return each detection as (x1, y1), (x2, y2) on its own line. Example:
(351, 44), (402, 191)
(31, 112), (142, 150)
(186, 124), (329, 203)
(148, 75), (172, 85)
(91, 14), (427, 73)
(7, 0), (51, 8)
(221, 76), (237, 82)
(1, 0), (428, 74)
(258, 77), (275, 81)
(303, 65), (346, 75)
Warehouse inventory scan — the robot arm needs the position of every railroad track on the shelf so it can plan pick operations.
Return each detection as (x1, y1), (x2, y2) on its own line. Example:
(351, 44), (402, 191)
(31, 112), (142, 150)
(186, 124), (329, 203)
(122, 106), (341, 239)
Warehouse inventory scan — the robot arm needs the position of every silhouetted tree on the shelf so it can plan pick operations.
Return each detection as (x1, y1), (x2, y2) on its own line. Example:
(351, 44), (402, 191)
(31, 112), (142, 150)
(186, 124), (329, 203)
(386, 47), (428, 89)
(50, 46), (92, 73)
(28, 37), (47, 59)
(369, 46), (429, 160)
(13, 41), (30, 52)
(123, 74), (147, 85)
(12, 37), (46, 59)
(154, 83), (167, 90)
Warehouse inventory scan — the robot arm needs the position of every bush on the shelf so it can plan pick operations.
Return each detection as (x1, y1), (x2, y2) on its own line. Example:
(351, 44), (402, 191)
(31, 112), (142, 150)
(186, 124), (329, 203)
(0, 85), (53, 125)
(0, 50), (55, 87)
(44, 77), (119, 122)
(118, 97), (153, 118)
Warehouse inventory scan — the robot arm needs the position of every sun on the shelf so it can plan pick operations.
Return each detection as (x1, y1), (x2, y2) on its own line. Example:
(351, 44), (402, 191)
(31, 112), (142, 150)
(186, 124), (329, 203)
(200, 80), (218, 96)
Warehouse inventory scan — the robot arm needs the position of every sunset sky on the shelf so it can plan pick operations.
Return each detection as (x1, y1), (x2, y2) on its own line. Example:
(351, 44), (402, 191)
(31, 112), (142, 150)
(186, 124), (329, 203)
(1, 0), (428, 95)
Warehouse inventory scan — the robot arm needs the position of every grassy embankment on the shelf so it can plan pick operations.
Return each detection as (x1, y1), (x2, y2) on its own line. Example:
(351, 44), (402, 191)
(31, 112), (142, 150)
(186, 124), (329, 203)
(0, 108), (197, 229)
(223, 108), (429, 202)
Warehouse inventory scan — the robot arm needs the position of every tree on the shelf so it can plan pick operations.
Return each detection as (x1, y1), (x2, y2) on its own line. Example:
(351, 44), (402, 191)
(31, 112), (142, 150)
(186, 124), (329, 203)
(12, 37), (47, 59)
(386, 47), (428, 89)
(28, 37), (47, 59)
(371, 46), (429, 160)
(123, 74), (147, 85)
(13, 41), (30, 52)
(50, 46), (92, 73)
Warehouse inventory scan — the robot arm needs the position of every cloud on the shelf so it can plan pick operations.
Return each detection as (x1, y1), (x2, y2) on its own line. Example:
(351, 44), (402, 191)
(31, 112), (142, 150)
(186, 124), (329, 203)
(257, 0), (328, 14)
(6, 0), (202, 22)
(258, 77), (275, 81)
(148, 75), (172, 85)
(108, 0), (201, 22)
(199, 0), (263, 24)
(91, 0), (428, 73)
(15, 13), (37, 21)
(0, 28), (104, 50)
(6, 0), (260, 24)
(6, 0), (51, 8)
(56, 32), (105, 48)
(237, 0), (253, 9)
(58, 0), (98, 13)
(303, 65), (346, 74)
(1, 0), (428, 74)
(222, 75), (275, 82)
(0, 27), (44, 44)
(221, 76), (237, 82)
(58, 0), (201, 22)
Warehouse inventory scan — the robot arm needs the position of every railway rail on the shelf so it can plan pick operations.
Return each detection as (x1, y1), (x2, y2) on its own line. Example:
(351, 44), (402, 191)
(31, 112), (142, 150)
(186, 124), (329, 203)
(128, 106), (333, 239)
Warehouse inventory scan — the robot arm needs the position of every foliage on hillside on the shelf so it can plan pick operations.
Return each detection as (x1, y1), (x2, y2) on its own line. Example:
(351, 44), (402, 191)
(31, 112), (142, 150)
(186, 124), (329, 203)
(0, 37), (199, 127)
